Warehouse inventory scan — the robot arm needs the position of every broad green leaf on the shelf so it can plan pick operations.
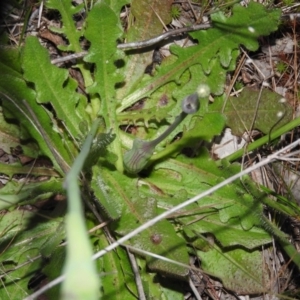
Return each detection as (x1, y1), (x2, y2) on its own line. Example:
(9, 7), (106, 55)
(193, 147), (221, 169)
(94, 168), (189, 277)
(0, 178), (63, 210)
(22, 36), (85, 139)
(0, 107), (38, 157)
(42, 247), (66, 299)
(184, 213), (271, 249)
(148, 172), (260, 231)
(116, 248), (138, 298)
(199, 246), (271, 294)
(145, 151), (300, 270)
(221, 87), (293, 135)
(84, 2), (125, 171)
(118, 193), (189, 276)
(138, 258), (185, 300)
(0, 162), (59, 179)
(41, 222), (65, 258)
(96, 234), (137, 299)
(91, 167), (123, 220)
(145, 150), (266, 234)
(0, 210), (63, 298)
(0, 249), (41, 299)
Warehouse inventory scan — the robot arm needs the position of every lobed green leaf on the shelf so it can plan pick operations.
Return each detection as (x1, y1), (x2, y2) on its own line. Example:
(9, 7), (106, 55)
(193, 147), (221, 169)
(22, 36), (85, 139)
(118, 2), (280, 112)
(0, 48), (71, 174)
(84, 2), (125, 171)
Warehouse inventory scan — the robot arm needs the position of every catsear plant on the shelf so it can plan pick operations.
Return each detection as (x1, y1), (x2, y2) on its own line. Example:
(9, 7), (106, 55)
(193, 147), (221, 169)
(0, 1), (299, 299)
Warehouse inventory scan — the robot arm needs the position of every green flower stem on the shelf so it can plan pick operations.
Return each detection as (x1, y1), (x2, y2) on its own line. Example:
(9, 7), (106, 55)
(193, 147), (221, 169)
(222, 117), (300, 164)
(123, 93), (201, 174)
(62, 118), (101, 299)
(154, 111), (188, 145)
(123, 112), (189, 174)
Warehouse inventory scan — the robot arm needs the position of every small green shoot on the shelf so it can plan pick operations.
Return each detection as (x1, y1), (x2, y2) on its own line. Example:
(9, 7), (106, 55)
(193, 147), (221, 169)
(171, 5), (181, 19)
(276, 60), (288, 74)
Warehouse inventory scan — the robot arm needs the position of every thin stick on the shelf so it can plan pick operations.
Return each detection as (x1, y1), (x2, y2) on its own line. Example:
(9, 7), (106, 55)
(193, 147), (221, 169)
(122, 244), (195, 271)
(117, 23), (211, 50)
(51, 51), (87, 65)
(126, 249), (146, 300)
(37, 1), (44, 29)
(51, 24), (211, 63)
(189, 277), (203, 300)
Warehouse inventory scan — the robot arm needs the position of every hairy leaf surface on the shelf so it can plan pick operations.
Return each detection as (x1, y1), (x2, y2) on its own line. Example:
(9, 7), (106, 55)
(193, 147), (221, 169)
(222, 87), (293, 135)
(96, 169), (189, 277)
(199, 246), (272, 294)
